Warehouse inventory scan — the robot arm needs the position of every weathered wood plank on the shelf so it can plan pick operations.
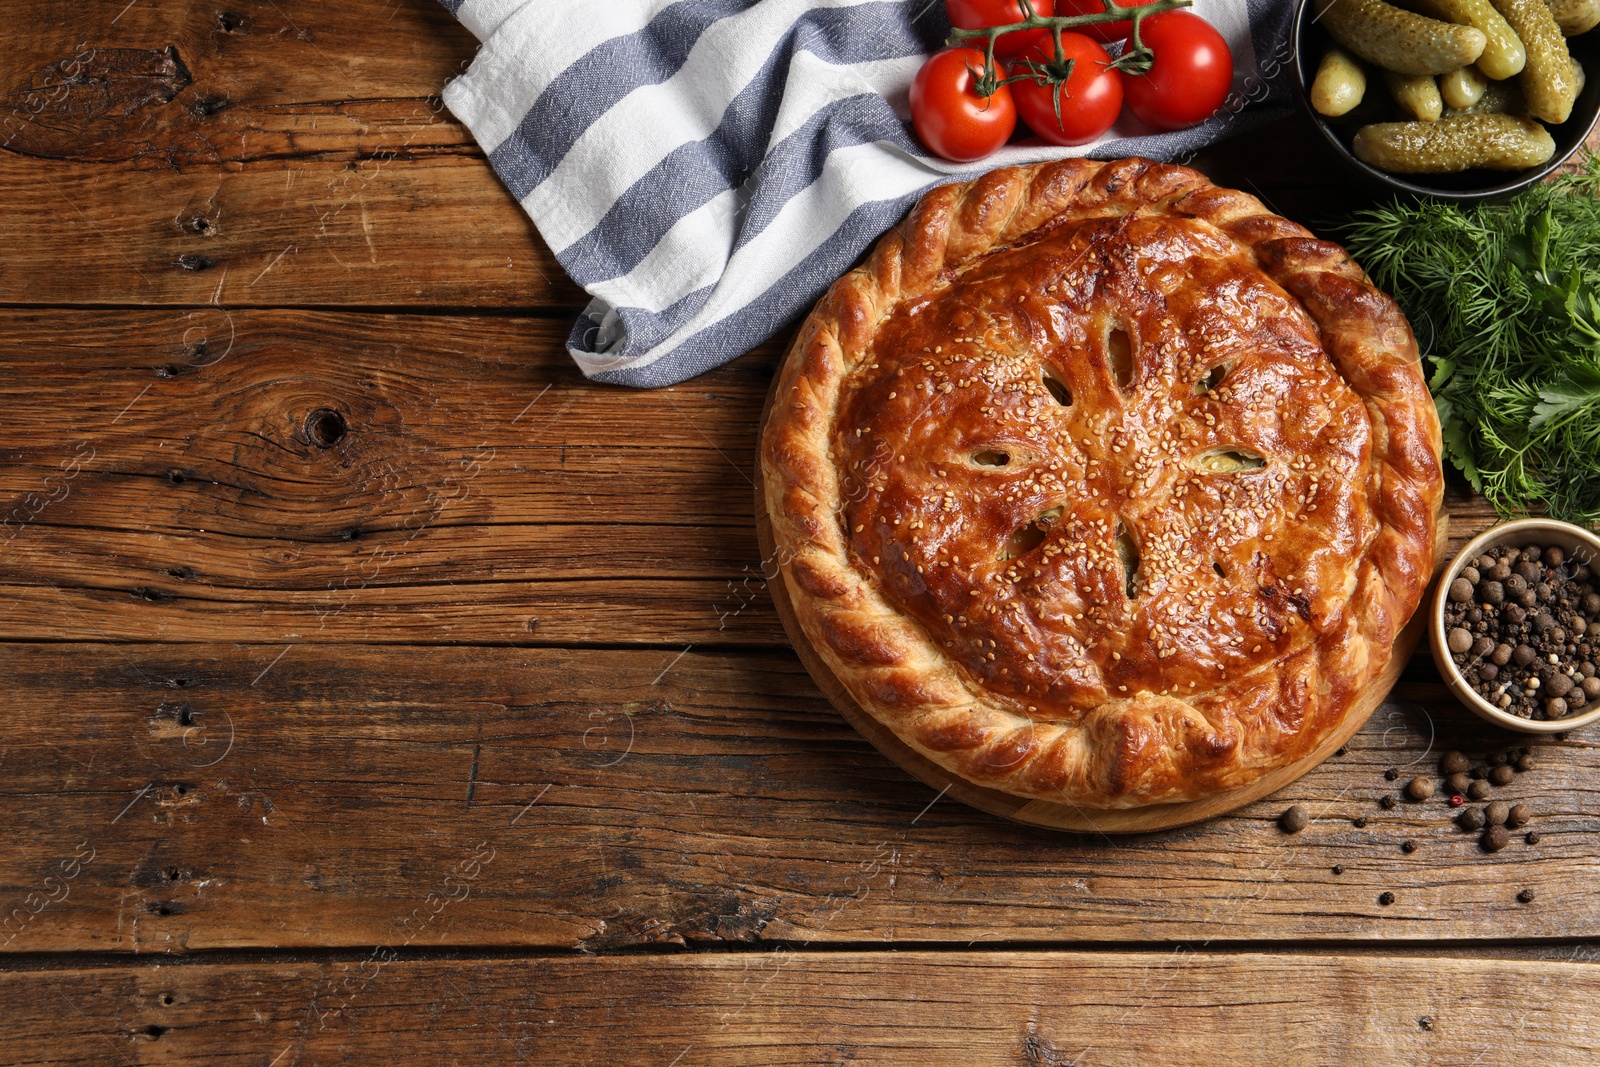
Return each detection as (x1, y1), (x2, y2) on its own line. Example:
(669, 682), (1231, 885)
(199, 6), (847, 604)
(0, 154), (582, 307)
(0, 1), (596, 307)
(0, 0), (477, 166)
(0, 310), (780, 645)
(0, 642), (1594, 953)
(4, 951), (1599, 1065)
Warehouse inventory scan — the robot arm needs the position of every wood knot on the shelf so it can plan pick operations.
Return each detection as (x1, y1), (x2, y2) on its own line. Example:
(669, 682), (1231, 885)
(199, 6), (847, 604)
(1, 46), (193, 162)
(190, 94), (230, 117)
(303, 408), (347, 449)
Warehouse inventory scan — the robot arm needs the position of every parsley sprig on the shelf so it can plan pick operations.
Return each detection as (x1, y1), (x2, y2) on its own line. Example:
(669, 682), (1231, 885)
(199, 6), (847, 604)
(1337, 157), (1600, 527)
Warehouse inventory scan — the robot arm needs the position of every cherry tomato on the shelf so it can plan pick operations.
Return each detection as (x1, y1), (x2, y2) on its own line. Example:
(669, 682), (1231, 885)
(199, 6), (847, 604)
(946, 0), (1055, 61)
(1122, 11), (1234, 131)
(1010, 34), (1122, 146)
(910, 48), (1017, 162)
(1051, 0), (1130, 44)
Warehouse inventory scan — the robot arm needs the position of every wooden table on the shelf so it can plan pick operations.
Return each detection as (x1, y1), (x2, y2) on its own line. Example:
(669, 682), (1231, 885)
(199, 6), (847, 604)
(3, 3), (1597, 1063)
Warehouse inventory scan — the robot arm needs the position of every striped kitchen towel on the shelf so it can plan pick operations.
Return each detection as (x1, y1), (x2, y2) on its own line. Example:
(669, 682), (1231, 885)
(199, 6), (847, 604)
(438, 0), (1296, 388)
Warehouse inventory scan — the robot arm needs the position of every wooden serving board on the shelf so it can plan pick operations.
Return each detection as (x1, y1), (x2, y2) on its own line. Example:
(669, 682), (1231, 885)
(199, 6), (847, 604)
(756, 368), (1447, 834)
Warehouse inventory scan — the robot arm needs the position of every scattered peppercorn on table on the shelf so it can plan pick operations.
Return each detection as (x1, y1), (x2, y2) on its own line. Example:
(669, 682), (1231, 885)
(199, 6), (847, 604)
(2, 3), (1600, 1064)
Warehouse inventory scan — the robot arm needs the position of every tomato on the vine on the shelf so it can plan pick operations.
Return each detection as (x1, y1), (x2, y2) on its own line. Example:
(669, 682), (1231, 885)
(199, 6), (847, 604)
(945, 0), (1055, 61)
(910, 48), (1017, 162)
(1049, 0), (1130, 44)
(1122, 11), (1233, 131)
(1011, 34), (1122, 146)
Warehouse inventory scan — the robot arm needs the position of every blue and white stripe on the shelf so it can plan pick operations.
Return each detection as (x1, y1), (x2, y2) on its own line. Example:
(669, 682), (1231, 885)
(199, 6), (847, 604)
(440, 0), (1294, 387)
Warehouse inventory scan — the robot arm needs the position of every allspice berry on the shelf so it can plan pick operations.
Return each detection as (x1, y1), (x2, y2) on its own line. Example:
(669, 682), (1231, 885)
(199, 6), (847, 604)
(1489, 765), (1515, 786)
(1405, 776), (1435, 801)
(1507, 803), (1532, 828)
(1458, 807), (1486, 831)
(1515, 753), (1536, 772)
(1445, 772), (1472, 795)
(1279, 804), (1309, 834)
(1485, 800), (1511, 826)
(1482, 825), (1510, 852)
(1467, 779), (1492, 800)
(1440, 751), (1470, 775)
(1449, 577), (1474, 603)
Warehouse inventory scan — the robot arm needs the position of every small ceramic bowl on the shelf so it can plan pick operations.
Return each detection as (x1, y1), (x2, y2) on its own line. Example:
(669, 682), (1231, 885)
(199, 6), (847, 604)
(1291, 0), (1600, 202)
(1431, 518), (1600, 733)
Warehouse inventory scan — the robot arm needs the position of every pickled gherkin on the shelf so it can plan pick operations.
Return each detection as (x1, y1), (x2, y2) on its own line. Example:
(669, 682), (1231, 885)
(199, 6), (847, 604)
(1547, 0), (1600, 35)
(1385, 71), (1444, 119)
(1312, 48), (1367, 116)
(1313, 0), (1487, 74)
(1443, 77), (1527, 114)
(1490, 0), (1579, 123)
(1352, 114), (1556, 171)
(1440, 66), (1490, 109)
(1406, 0), (1527, 79)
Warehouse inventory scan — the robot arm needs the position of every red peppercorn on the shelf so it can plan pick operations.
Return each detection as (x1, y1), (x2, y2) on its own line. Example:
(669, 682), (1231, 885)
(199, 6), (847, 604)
(1449, 794), (1465, 807)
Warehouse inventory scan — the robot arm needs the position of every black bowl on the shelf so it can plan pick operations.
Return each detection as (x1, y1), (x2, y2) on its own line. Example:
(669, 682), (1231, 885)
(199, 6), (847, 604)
(1291, 0), (1600, 201)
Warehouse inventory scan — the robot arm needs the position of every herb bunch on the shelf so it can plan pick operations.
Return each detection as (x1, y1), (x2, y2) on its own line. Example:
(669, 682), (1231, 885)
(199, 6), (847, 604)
(1337, 156), (1600, 527)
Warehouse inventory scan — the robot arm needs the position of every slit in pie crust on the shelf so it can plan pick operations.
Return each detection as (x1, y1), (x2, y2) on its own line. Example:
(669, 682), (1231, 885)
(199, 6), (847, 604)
(760, 158), (1445, 809)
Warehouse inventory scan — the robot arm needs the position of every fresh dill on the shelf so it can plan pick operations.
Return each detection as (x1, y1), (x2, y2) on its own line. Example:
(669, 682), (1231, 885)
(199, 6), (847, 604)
(1335, 155), (1600, 527)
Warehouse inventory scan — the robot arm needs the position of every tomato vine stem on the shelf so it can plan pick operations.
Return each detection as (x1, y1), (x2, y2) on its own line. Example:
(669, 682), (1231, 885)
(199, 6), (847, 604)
(949, 0), (1193, 98)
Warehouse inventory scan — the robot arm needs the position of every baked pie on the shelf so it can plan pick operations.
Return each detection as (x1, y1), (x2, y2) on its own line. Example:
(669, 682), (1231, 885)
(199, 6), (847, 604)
(760, 158), (1444, 809)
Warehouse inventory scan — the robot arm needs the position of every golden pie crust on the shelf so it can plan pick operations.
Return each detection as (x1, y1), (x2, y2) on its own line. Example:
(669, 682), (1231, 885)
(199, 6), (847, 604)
(760, 158), (1445, 809)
